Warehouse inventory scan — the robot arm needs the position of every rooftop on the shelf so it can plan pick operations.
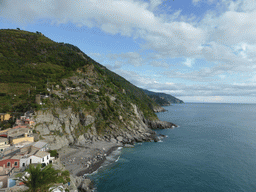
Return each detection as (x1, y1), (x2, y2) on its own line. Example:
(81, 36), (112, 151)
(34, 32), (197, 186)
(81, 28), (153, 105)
(34, 150), (49, 158)
(32, 141), (47, 149)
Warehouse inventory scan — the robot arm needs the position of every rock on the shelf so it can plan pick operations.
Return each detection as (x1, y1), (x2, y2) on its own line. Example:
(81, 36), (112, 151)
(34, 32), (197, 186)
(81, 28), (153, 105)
(45, 135), (70, 150)
(134, 136), (143, 142)
(35, 123), (50, 135)
(109, 124), (117, 129)
(90, 125), (97, 135)
(109, 95), (116, 101)
(116, 136), (124, 142)
(153, 106), (167, 113)
(146, 119), (177, 129)
(80, 114), (95, 126)
(124, 144), (134, 148)
(110, 138), (117, 143)
(153, 136), (160, 142)
(131, 103), (141, 119)
(77, 135), (86, 145)
(79, 179), (93, 192)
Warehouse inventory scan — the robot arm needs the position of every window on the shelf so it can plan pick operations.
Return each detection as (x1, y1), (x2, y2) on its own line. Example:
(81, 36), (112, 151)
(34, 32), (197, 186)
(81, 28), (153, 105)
(1, 149), (3, 151)
(23, 163), (25, 167)
(42, 158), (44, 162)
(7, 162), (10, 167)
(14, 162), (18, 166)
(47, 156), (49, 160)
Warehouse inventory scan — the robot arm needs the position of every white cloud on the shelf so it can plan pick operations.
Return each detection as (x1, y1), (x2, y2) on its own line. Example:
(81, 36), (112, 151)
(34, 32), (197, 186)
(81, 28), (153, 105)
(183, 58), (195, 67)
(107, 52), (144, 67)
(149, 60), (169, 68)
(0, 0), (206, 59)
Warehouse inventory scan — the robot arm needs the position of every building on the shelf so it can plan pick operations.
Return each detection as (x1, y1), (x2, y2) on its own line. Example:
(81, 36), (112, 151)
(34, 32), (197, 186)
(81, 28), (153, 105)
(0, 128), (10, 138)
(32, 141), (49, 151)
(9, 133), (34, 145)
(0, 114), (11, 122)
(30, 151), (50, 165)
(0, 138), (10, 152)
(14, 115), (35, 128)
(0, 157), (20, 168)
(7, 128), (34, 146)
(19, 155), (30, 168)
(7, 128), (32, 138)
(0, 167), (14, 188)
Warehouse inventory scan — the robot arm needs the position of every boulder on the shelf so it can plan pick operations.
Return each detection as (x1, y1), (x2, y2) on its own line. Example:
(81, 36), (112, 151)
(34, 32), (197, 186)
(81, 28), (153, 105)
(79, 179), (93, 192)
(110, 138), (117, 143)
(116, 136), (124, 142)
(77, 135), (86, 145)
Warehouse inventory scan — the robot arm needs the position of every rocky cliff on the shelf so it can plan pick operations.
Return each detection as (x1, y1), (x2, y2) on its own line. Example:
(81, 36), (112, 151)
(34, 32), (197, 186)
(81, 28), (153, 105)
(33, 102), (176, 150)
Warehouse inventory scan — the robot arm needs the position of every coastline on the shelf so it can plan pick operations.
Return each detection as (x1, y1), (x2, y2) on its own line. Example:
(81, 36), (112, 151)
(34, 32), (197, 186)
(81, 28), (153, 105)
(56, 114), (176, 191)
(76, 145), (120, 176)
(58, 141), (121, 177)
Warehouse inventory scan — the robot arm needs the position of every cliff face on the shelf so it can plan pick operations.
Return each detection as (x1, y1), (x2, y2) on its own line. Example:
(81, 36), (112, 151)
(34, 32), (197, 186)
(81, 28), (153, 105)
(33, 103), (176, 150)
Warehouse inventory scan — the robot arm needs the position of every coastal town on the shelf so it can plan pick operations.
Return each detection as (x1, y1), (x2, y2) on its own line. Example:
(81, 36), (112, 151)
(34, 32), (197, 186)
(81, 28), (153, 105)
(0, 112), (58, 191)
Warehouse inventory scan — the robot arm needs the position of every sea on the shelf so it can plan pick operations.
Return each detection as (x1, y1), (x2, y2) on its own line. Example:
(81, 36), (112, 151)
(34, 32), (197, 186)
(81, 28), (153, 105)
(88, 103), (256, 192)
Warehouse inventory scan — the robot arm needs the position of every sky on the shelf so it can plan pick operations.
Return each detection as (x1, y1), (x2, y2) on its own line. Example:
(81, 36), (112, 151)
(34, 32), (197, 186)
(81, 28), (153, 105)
(1, 0), (256, 103)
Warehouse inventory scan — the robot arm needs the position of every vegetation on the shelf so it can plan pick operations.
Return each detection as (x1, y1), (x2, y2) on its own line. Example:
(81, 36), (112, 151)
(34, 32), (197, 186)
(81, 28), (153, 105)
(0, 29), (170, 134)
(143, 89), (184, 105)
(49, 150), (58, 158)
(18, 164), (70, 192)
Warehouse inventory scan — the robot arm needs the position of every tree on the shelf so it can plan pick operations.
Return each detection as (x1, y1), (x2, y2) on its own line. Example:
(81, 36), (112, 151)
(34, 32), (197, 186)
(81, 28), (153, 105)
(18, 164), (65, 192)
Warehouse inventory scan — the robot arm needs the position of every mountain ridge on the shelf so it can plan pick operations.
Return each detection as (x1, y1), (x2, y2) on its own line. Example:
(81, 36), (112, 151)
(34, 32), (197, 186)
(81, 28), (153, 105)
(142, 89), (184, 106)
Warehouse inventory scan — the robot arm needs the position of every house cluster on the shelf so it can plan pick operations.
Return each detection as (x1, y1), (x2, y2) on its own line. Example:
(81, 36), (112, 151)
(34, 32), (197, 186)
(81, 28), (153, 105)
(0, 112), (53, 189)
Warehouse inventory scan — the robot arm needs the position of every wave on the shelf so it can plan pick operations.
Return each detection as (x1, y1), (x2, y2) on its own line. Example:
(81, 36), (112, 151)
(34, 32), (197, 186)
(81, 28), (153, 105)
(115, 156), (120, 162)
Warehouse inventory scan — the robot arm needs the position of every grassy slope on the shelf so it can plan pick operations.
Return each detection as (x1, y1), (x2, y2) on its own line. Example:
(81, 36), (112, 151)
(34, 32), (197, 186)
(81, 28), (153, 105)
(0, 29), (159, 131)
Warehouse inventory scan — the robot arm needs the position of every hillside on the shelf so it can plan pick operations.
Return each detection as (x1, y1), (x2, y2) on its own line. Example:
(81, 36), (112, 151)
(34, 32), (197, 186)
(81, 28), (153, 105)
(143, 89), (184, 106)
(0, 29), (176, 149)
(0, 29), (158, 117)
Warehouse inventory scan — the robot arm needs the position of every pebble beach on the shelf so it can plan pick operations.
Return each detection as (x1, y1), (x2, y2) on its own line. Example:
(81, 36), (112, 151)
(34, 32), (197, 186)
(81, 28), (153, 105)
(58, 141), (122, 177)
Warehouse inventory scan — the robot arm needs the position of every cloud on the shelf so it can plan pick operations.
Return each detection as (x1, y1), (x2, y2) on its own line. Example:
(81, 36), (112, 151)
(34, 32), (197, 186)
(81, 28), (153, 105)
(183, 58), (195, 67)
(105, 61), (123, 70)
(107, 52), (144, 67)
(192, 0), (202, 4)
(0, 0), (206, 58)
(149, 60), (169, 68)
(2, 0), (256, 68)
(114, 69), (256, 97)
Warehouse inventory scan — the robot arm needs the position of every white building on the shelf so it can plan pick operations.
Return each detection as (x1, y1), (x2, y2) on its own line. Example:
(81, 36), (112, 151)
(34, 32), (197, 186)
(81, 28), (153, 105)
(20, 155), (30, 168)
(30, 151), (50, 165)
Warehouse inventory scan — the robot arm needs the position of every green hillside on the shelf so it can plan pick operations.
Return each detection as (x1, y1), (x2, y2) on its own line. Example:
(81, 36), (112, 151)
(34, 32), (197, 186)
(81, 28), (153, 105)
(0, 29), (159, 132)
(143, 89), (184, 105)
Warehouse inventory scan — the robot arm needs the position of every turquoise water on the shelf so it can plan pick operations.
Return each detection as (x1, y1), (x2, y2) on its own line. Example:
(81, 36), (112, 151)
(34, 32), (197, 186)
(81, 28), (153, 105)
(89, 103), (256, 192)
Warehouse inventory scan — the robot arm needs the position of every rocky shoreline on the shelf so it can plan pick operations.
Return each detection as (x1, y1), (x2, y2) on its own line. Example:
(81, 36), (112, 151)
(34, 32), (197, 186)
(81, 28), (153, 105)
(32, 104), (177, 191)
(57, 119), (177, 191)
